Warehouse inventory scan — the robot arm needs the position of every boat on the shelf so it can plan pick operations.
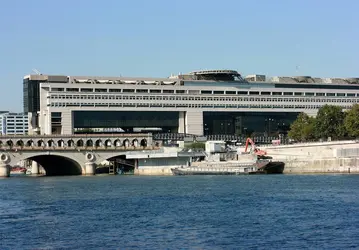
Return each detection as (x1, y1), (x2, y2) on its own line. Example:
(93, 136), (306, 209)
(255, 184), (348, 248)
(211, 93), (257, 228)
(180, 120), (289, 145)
(171, 138), (285, 175)
(10, 166), (27, 175)
(171, 159), (284, 175)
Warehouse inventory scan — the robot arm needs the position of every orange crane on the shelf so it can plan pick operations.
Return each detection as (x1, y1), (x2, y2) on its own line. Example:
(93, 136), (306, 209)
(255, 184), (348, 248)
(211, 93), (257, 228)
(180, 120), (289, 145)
(244, 138), (267, 156)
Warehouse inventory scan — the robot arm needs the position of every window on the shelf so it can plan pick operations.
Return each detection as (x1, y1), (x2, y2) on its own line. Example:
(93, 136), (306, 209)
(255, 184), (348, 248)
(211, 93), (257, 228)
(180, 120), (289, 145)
(109, 89), (121, 92)
(201, 90), (212, 94)
(237, 91), (248, 95)
(81, 88), (93, 92)
(123, 89), (135, 93)
(261, 92), (271, 95)
(213, 91), (224, 95)
(226, 91), (236, 95)
(95, 89), (107, 92)
(150, 89), (161, 93)
(66, 88), (79, 92)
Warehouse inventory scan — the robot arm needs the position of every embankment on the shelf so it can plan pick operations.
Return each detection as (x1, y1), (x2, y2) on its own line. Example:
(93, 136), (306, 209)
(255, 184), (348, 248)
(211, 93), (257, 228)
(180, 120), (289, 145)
(264, 140), (359, 174)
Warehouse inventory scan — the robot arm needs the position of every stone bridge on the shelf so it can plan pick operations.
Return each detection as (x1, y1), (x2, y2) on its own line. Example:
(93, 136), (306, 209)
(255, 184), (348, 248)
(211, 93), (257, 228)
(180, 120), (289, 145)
(0, 133), (161, 177)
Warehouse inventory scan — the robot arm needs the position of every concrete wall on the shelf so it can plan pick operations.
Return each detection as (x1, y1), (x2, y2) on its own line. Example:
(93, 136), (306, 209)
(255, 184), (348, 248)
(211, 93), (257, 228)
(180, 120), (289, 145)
(284, 158), (359, 174)
(264, 141), (359, 174)
(136, 157), (189, 175)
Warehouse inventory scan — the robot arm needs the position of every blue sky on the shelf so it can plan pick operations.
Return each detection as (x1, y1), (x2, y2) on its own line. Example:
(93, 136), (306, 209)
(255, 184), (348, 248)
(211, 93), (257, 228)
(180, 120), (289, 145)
(0, 0), (358, 112)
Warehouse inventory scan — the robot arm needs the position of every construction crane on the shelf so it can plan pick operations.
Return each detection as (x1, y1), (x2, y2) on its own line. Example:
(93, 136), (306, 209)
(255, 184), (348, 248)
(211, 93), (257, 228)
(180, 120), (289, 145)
(244, 138), (267, 156)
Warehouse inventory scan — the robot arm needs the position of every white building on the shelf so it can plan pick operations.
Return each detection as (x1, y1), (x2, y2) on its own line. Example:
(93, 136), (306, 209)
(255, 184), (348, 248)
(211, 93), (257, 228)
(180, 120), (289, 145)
(22, 70), (359, 136)
(0, 112), (28, 135)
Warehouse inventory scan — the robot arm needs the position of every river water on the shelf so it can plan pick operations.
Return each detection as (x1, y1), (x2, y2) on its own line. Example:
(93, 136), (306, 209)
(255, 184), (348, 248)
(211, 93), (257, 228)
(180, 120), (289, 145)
(1, 174), (359, 249)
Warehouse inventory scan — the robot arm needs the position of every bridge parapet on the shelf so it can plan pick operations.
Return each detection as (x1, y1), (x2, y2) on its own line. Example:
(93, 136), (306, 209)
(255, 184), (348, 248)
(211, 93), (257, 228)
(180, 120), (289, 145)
(0, 133), (155, 150)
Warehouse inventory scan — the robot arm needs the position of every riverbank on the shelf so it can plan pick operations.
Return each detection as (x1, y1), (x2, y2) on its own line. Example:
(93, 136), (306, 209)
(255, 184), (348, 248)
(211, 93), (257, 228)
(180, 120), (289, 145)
(134, 141), (359, 175)
(265, 140), (359, 174)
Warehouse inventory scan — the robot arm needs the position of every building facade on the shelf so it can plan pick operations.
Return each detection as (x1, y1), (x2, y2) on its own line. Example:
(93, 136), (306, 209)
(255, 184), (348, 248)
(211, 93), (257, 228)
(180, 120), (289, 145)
(23, 70), (359, 136)
(0, 112), (28, 135)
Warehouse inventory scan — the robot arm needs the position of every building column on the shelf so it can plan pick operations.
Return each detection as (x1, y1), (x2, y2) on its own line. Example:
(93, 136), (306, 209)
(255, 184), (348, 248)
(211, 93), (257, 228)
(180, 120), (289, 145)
(185, 111), (203, 135)
(0, 163), (10, 177)
(31, 161), (40, 175)
(61, 111), (73, 135)
(84, 162), (96, 175)
(178, 111), (186, 133)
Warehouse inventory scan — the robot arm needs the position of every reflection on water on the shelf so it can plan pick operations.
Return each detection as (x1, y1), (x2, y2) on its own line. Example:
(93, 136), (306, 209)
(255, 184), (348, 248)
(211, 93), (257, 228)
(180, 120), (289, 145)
(1, 175), (359, 249)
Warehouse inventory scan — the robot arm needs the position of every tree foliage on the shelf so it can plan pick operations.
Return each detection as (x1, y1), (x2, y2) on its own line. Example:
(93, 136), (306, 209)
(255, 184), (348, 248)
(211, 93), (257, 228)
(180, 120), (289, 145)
(344, 104), (359, 138)
(288, 105), (353, 141)
(288, 113), (315, 142)
(315, 105), (345, 140)
(185, 142), (206, 149)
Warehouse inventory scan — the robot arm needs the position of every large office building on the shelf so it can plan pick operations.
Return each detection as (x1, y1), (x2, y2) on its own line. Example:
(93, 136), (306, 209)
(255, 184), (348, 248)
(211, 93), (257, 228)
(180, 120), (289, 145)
(0, 112), (28, 135)
(23, 70), (359, 136)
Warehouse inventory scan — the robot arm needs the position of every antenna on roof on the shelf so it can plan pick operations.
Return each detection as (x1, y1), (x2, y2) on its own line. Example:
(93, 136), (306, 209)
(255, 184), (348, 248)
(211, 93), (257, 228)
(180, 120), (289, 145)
(32, 69), (41, 75)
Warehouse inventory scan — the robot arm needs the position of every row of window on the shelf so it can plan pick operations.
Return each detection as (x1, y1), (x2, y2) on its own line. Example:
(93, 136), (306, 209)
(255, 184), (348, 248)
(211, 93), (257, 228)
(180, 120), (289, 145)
(49, 89), (358, 97)
(48, 102), (353, 110)
(48, 95), (358, 104)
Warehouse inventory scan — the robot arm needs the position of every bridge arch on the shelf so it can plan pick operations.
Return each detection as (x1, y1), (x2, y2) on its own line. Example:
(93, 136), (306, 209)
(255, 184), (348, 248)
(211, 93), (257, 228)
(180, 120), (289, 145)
(132, 139), (138, 147)
(86, 139), (93, 147)
(6, 140), (13, 148)
(47, 140), (55, 147)
(18, 153), (83, 176)
(16, 140), (24, 147)
(57, 139), (64, 147)
(114, 139), (121, 147)
(104, 139), (112, 147)
(37, 140), (44, 147)
(26, 140), (34, 147)
(95, 139), (102, 147)
(67, 140), (74, 147)
(123, 139), (130, 147)
(76, 139), (84, 147)
(140, 139), (147, 147)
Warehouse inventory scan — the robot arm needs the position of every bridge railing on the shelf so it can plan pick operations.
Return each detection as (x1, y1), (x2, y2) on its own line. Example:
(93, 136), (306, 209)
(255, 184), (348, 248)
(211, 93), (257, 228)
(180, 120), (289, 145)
(0, 145), (161, 151)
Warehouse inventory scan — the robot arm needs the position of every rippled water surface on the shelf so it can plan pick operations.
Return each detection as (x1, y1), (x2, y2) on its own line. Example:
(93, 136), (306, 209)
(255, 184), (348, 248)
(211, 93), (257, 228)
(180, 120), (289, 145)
(1, 174), (359, 249)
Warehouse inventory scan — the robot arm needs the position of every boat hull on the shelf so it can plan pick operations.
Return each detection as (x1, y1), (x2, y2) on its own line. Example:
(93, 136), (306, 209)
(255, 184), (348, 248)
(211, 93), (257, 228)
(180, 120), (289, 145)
(171, 169), (251, 175)
(171, 161), (285, 176)
(262, 161), (285, 174)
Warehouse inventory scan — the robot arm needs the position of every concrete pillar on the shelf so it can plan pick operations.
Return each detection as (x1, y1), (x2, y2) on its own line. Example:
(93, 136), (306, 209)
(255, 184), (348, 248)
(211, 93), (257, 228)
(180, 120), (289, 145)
(178, 111), (185, 133)
(185, 111), (204, 135)
(84, 162), (96, 175)
(0, 163), (10, 177)
(61, 111), (73, 134)
(31, 161), (40, 175)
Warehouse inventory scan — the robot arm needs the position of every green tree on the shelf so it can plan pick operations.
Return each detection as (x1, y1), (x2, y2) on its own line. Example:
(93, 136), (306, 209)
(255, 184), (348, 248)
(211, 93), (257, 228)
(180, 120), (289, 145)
(184, 142), (206, 150)
(344, 104), (359, 138)
(315, 105), (346, 140)
(288, 112), (315, 141)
